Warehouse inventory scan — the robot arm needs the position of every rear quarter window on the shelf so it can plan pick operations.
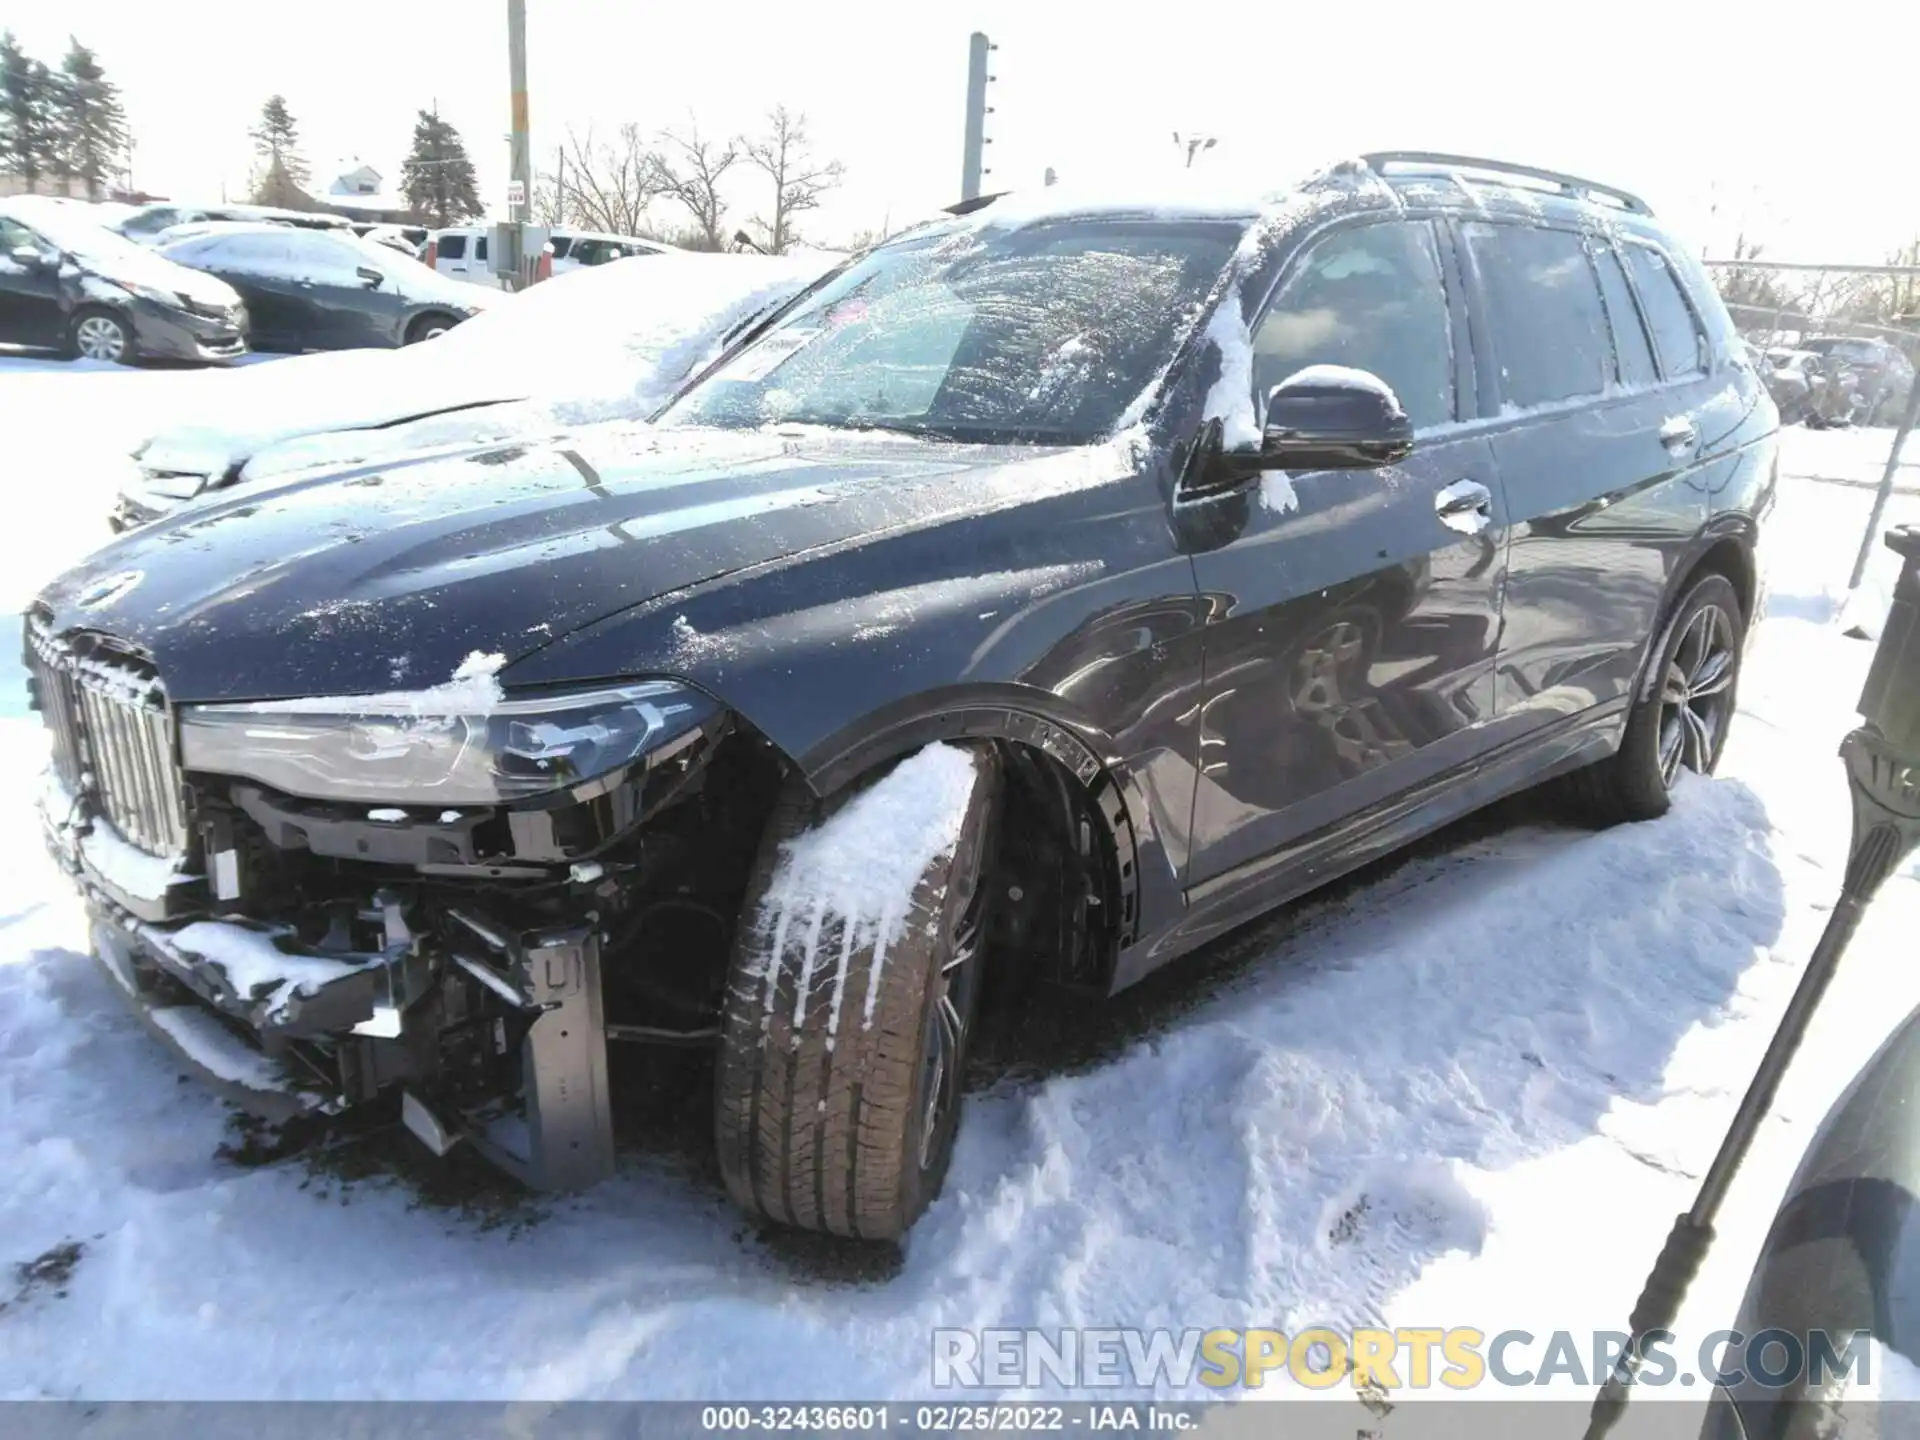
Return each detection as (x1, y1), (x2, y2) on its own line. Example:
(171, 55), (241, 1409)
(1622, 243), (1707, 379)
(1462, 221), (1615, 408)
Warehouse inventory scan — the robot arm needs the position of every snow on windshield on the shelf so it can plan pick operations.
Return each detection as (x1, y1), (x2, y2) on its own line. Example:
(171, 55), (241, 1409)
(659, 220), (1243, 445)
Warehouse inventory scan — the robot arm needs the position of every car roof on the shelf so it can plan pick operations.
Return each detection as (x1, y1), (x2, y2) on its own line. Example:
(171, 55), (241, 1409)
(945, 154), (1668, 243)
(165, 222), (333, 242)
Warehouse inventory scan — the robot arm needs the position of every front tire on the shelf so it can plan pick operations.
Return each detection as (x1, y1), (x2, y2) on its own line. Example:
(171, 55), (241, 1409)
(70, 307), (133, 364)
(715, 743), (1001, 1240)
(1563, 573), (1744, 825)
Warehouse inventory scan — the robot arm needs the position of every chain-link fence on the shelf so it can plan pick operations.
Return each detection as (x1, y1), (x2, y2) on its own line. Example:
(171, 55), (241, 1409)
(1705, 257), (1920, 594)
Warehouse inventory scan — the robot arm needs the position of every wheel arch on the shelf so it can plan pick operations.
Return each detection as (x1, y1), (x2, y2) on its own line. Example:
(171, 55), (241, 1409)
(798, 690), (1147, 980)
(404, 308), (460, 343)
(1634, 521), (1759, 706)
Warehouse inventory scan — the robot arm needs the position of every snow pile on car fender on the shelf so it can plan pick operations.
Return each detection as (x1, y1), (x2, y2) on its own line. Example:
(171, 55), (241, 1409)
(752, 743), (980, 1044)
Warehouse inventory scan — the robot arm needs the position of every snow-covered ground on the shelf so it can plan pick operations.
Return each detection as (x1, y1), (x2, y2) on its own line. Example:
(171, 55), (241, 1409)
(1, 362), (1918, 1414)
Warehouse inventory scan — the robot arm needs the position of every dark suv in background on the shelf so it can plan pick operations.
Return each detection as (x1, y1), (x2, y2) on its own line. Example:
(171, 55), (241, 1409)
(1798, 334), (1916, 424)
(29, 152), (1776, 1240)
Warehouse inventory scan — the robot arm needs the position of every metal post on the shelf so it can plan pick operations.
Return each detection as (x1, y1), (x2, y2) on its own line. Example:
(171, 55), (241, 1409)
(1846, 381), (1920, 591)
(505, 0), (532, 288)
(959, 32), (990, 201)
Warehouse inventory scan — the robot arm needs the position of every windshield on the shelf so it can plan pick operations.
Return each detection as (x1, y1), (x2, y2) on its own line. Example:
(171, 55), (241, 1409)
(657, 218), (1243, 445)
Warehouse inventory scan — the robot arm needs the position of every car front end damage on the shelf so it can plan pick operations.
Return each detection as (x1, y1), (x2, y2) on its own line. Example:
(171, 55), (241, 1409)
(27, 616), (766, 1191)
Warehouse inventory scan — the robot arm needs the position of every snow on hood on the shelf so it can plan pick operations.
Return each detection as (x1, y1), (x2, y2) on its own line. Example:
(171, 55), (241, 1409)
(138, 250), (836, 491)
(3, 195), (242, 312)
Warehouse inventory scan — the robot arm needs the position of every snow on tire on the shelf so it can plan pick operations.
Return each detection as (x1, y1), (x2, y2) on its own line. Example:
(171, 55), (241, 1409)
(715, 741), (1001, 1240)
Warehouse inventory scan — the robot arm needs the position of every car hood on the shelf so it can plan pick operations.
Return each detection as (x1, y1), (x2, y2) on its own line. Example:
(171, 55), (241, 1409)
(39, 425), (1082, 704)
(133, 348), (533, 489)
(73, 245), (241, 311)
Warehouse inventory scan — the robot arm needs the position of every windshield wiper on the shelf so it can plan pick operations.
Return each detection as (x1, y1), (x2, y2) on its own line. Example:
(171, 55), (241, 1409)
(833, 418), (1080, 445)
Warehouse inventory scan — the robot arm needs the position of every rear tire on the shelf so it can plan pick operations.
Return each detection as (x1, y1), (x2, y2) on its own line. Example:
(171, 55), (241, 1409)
(715, 743), (1001, 1240)
(1562, 573), (1744, 826)
(70, 307), (133, 364)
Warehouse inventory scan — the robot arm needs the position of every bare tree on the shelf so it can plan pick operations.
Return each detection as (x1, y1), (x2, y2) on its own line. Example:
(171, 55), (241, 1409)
(743, 106), (844, 254)
(656, 118), (738, 251)
(541, 123), (665, 235)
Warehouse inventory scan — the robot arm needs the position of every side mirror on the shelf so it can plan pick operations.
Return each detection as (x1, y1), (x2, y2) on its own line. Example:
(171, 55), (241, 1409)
(355, 266), (384, 288)
(1255, 367), (1414, 471)
(10, 244), (46, 270)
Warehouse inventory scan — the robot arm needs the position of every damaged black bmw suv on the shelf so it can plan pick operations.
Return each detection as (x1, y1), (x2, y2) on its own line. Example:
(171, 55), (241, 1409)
(29, 153), (1777, 1240)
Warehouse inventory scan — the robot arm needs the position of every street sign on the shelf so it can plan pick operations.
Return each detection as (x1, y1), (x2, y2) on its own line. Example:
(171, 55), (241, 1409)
(505, 180), (526, 207)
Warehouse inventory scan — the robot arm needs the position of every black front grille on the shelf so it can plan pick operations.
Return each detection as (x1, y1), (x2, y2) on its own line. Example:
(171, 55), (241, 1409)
(27, 619), (188, 857)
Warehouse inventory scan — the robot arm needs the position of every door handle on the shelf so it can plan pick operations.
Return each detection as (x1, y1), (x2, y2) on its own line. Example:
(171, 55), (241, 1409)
(1434, 478), (1493, 535)
(1659, 416), (1698, 451)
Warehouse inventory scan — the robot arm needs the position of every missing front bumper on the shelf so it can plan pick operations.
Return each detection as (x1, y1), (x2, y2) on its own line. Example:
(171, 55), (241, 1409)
(83, 901), (617, 1194)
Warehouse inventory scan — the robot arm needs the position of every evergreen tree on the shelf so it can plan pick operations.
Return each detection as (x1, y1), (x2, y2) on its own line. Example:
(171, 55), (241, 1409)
(399, 108), (480, 226)
(249, 93), (308, 197)
(53, 38), (126, 200)
(0, 32), (57, 188)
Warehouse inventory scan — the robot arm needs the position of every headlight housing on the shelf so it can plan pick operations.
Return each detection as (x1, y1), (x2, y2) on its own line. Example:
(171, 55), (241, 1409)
(180, 680), (722, 806)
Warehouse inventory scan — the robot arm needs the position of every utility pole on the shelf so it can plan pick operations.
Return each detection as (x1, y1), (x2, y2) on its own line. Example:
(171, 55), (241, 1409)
(554, 144), (564, 225)
(504, 0), (532, 286)
(959, 32), (995, 201)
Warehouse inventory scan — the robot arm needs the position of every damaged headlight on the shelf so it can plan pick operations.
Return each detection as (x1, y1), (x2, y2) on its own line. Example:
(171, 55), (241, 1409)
(179, 680), (722, 806)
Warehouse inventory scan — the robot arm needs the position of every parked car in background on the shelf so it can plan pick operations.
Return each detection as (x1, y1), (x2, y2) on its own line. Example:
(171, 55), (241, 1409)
(158, 224), (487, 353)
(355, 223), (428, 257)
(40, 154), (1777, 1239)
(0, 195), (247, 364)
(424, 225), (676, 288)
(1797, 335), (1915, 424)
(116, 202), (354, 246)
(110, 249), (835, 528)
(1760, 346), (1819, 424)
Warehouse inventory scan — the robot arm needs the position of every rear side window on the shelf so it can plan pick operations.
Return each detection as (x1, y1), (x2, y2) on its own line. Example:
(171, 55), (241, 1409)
(203, 234), (298, 272)
(475, 235), (488, 263)
(284, 233), (363, 284)
(436, 234), (466, 260)
(1623, 244), (1705, 379)
(1251, 219), (1456, 431)
(1593, 247), (1657, 387)
(1463, 222), (1614, 408)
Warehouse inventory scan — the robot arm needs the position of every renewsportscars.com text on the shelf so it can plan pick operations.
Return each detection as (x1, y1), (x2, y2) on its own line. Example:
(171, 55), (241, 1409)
(931, 1326), (1869, 1392)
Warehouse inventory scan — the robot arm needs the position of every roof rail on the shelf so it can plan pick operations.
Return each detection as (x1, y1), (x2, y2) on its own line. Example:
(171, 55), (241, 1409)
(1361, 151), (1653, 216)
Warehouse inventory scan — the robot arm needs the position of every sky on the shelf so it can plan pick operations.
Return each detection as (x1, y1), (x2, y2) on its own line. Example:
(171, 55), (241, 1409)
(10, 0), (1918, 263)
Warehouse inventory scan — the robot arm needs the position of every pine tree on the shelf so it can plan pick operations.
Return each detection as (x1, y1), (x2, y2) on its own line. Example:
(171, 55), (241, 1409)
(399, 108), (481, 226)
(0, 32), (57, 189)
(53, 38), (126, 200)
(249, 94), (309, 198)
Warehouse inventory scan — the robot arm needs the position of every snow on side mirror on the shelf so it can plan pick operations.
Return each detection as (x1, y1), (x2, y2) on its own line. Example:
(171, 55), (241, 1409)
(1259, 366), (1414, 471)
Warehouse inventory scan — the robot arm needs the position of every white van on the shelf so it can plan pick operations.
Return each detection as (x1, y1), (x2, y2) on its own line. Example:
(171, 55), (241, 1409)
(424, 226), (676, 288)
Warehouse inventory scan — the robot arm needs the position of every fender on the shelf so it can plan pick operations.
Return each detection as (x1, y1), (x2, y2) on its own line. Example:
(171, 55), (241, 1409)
(1633, 514), (1762, 708)
(798, 684), (1151, 953)
(500, 458), (1215, 964)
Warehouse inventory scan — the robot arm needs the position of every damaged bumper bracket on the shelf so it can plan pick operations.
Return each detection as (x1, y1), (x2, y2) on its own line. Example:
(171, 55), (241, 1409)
(449, 911), (617, 1193)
